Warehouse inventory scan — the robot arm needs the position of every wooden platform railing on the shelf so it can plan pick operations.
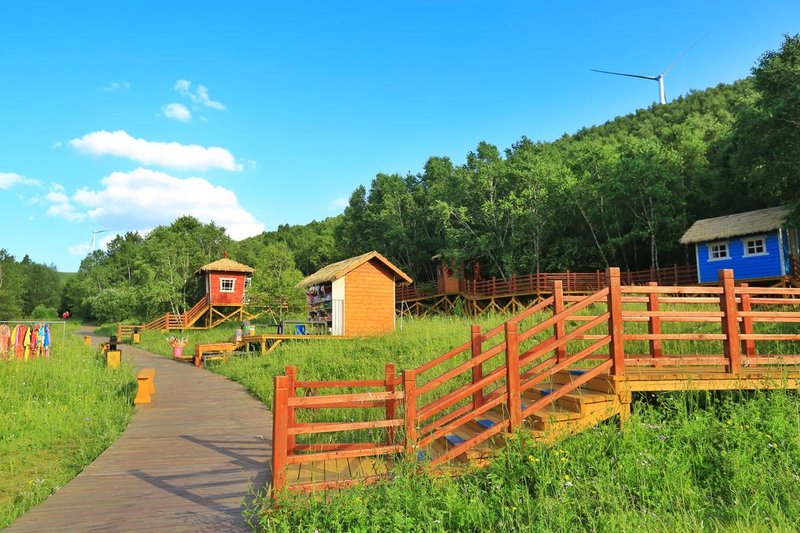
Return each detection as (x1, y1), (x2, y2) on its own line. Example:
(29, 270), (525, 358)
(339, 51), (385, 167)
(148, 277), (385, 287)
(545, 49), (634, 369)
(273, 268), (800, 493)
(396, 264), (697, 301)
(271, 364), (404, 493)
(183, 294), (209, 327)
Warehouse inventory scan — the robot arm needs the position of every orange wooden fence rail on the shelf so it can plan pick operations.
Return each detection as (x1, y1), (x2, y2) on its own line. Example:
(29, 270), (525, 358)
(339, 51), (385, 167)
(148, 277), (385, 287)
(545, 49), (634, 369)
(273, 268), (800, 493)
(396, 264), (697, 301)
(271, 363), (403, 493)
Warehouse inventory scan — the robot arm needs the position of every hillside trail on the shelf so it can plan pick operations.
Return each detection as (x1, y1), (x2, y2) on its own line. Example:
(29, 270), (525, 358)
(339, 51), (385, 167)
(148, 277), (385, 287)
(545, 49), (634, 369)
(7, 326), (273, 532)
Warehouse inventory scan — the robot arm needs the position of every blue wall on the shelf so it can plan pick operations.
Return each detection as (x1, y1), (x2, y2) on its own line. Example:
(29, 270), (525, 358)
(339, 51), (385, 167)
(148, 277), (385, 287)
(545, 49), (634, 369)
(696, 230), (784, 283)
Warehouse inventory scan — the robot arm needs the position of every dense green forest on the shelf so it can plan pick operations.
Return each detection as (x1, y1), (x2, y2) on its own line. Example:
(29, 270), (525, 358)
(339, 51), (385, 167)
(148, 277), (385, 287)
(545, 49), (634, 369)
(0, 34), (797, 323)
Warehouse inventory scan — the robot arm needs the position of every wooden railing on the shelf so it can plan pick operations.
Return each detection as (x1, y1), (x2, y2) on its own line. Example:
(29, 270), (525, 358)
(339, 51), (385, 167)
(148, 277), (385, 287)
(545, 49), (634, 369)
(183, 294), (209, 326)
(117, 295), (213, 339)
(271, 364), (404, 493)
(791, 256), (800, 282)
(396, 264), (697, 301)
(272, 268), (800, 493)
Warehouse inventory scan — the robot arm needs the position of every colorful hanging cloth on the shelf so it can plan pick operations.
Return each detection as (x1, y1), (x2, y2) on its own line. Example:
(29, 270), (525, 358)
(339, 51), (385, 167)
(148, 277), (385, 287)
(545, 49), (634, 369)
(0, 324), (10, 355)
(23, 326), (31, 361)
(13, 325), (26, 360)
(42, 323), (51, 358)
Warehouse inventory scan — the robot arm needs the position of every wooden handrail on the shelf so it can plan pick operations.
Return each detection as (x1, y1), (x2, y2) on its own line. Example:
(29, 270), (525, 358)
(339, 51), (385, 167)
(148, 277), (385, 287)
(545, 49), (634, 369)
(274, 268), (800, 494)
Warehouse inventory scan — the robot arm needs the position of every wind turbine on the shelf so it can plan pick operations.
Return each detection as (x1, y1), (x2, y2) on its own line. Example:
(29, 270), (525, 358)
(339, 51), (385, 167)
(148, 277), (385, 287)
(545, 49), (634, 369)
(91, 229), (110, 252)
(592, 34), (709, 105)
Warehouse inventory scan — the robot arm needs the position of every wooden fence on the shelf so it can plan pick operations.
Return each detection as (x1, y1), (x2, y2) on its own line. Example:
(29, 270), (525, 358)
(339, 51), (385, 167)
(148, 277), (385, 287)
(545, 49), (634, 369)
(396, 264), (697, 301)
(272, 268), (800, 492)
(117, 295), (210, 340)
(272, 364), (404, 493)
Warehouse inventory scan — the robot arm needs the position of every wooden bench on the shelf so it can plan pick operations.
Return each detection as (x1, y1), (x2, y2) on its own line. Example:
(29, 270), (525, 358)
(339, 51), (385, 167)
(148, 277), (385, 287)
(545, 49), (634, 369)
(134, 368), (156, 405)
(194, 342), (238, 367)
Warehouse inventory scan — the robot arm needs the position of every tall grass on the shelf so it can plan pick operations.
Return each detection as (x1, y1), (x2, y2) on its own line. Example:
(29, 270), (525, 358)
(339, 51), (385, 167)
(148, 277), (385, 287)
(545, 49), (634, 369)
(0, 324), (135, 529)
(256, 390), (800, 531)
(116, 303), (800, 530)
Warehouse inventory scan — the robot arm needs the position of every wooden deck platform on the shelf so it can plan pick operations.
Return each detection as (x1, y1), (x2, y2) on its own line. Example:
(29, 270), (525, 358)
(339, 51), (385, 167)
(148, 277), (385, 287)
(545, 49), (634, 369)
(287, 458), (390, 492)
(7, 328), (272, 532)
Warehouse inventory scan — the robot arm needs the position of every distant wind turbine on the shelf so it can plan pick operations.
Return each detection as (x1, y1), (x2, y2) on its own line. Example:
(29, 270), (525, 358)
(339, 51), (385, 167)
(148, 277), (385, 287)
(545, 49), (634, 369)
(592, 33), (710, 105)
(91, 229), (110, 251)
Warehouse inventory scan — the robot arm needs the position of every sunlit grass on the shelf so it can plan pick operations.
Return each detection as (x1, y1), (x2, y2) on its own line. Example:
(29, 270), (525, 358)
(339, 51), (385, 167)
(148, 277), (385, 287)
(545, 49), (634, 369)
(0, 324), (135, 529)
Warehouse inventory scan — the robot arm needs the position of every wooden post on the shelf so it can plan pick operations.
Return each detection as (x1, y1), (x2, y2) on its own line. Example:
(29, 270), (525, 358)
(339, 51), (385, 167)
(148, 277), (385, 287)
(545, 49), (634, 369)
(647, 282), (662, 361)
(284, 366), (297, 454)
(596, 270), (602, 290)
(673, 264), (679, 285)
(565, 269), (571, 292)
(402, 369), (417, 454)
(552, 281), (566, 363)
(272, 375), (289, 492)
(719, 269), (741, 374)
(739, 283), (756, 358)
(505, 321), (522, 431)
(607, 267), (625, 376)
(116, 323), (122, 340)
(385, 363), (397, 445)
(470, 325), (484, 409)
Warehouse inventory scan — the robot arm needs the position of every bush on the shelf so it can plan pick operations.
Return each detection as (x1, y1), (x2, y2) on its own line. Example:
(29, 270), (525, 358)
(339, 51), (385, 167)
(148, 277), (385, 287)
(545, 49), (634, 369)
(29, 305), (58, 320)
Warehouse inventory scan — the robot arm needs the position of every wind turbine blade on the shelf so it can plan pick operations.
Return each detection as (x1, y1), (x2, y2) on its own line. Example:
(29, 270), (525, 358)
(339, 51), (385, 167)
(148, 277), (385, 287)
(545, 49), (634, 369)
(591, 69), (657, 81)
(661, 32), (710, 76)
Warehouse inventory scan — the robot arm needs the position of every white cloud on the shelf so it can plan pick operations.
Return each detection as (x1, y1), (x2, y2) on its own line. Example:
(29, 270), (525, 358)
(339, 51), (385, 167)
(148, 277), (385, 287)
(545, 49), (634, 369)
(102, 81), (131, 92)
(46, 184), (84, 222)
(330, 197), (349, 210)
(0, 172), (40, 189)
(70, 130), (242, 172)
(174, 79), (226, 110)
(48, 168), (264, 240)
(163, 103), (192, 122)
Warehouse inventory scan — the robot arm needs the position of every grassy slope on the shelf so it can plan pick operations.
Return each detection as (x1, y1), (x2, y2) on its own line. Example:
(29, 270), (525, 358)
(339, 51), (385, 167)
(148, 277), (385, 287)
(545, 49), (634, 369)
(130, 312), (800, 531)
(0, 325), (135, 529)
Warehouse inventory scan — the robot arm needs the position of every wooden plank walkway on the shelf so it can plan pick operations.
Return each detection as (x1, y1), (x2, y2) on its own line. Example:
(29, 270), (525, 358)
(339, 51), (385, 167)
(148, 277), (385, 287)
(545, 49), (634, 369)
(7, 327), (272, 532)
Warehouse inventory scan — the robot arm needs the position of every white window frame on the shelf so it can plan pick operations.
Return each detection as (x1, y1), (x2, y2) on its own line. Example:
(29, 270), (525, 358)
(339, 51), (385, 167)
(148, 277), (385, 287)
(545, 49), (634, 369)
(742, 235), (768, 257)
(707, 241), (730, 262)
(219, 277), (236, 292)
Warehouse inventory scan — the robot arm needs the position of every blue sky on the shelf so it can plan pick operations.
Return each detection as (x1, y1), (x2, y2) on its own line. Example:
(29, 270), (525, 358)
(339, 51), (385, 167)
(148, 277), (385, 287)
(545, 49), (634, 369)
(1, 1), (798, 272)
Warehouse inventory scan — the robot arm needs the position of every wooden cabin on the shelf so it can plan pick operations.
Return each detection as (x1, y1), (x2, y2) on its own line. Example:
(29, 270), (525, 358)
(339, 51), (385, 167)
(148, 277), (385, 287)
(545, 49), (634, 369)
(197, 255), (254, 305)
(296, 251), (412, 336)
(680, 206), (798, 284)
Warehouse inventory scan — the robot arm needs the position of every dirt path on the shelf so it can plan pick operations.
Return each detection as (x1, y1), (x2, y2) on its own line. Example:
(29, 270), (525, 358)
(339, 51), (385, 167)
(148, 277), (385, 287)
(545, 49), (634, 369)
(7, 329), (273, 532)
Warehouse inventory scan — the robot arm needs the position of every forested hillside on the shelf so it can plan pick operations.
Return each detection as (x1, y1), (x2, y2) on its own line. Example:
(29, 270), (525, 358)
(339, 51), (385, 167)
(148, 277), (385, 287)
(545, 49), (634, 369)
(1, 35), (796, 323)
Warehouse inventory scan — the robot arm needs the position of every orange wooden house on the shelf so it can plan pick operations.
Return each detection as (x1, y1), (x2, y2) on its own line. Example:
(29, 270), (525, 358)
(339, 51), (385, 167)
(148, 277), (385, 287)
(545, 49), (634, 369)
(296, 251), (412, 336)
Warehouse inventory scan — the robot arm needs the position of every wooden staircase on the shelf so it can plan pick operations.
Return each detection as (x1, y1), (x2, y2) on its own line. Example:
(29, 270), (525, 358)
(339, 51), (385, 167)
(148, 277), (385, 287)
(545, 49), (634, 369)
(271, 267), (800, 494)
(117, 294), (262, 339)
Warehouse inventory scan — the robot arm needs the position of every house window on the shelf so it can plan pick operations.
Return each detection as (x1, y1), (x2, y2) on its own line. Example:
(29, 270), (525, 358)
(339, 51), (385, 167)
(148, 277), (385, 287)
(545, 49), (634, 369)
(220, 278), (235, 292)
(708, 242), (729, 261)
(743, 236), (767, 257)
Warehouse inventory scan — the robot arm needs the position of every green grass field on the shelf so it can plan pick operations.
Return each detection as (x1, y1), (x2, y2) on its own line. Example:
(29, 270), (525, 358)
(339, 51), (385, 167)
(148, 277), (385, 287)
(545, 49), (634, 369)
(0, 324), (135, 529)
(111, 307), (800, 531)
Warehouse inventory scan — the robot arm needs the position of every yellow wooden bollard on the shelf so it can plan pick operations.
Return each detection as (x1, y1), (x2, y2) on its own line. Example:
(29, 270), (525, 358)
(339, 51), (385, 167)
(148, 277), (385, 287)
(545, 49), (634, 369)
(106, 350), (121, 369)
(83, 335), (91, 345)
(132, 332), (141, 345)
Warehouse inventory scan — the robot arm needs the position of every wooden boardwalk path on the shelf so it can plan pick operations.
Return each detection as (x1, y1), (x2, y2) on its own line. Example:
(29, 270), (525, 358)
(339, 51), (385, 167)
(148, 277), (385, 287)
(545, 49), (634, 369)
(8, 328), (272, 532)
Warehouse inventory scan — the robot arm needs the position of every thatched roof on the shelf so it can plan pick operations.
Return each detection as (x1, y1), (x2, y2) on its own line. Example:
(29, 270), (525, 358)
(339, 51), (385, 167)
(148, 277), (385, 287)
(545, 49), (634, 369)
(196, 257), (255, 274)
(296, 251), (412, 289)
(679, 206), (791, 244)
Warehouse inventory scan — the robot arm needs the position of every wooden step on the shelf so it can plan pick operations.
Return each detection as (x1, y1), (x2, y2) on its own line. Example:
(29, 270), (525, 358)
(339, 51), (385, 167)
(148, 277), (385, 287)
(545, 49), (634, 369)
(524, 384), (617, 413)
(439, 424), (497, 462)
(466, 408), (507, 434)
(552, 370), (616, 394)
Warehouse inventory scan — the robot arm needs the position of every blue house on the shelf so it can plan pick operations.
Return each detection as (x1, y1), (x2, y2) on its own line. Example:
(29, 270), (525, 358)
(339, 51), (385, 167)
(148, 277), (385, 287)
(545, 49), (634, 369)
(680, 206), (798, 284)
